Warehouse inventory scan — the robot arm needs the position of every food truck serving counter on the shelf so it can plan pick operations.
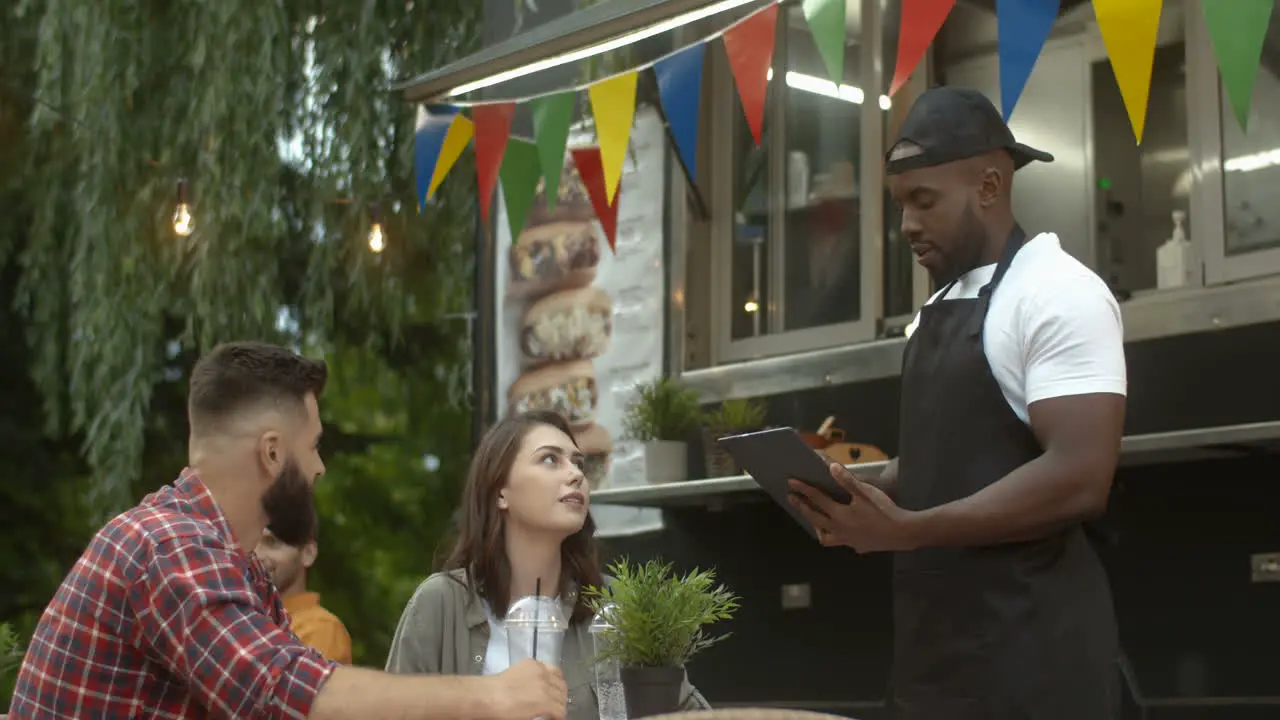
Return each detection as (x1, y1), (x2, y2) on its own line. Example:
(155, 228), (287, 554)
(590, 420), (1280, 508)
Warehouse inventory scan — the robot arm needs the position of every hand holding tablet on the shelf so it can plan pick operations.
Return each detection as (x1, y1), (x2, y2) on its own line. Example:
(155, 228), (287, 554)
(715, 427), (853, 539)
(717, 427), (915, 551)
(785, 464), (906, 551)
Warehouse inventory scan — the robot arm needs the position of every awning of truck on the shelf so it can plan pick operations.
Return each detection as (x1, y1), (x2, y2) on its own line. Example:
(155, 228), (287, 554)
(394, 0), (743, 103)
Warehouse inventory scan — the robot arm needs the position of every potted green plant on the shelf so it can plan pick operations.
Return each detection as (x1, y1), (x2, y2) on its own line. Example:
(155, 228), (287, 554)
(586, 558), (740, 718)
(701, 398), (768, 477)
(622, 378), (702, 483)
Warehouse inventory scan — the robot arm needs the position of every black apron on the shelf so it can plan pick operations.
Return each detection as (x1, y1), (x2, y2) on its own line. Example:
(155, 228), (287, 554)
(889, 228), (1120, 720)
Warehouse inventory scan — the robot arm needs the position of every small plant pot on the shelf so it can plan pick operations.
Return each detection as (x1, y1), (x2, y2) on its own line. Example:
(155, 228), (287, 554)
(643, 440), (688, 484)
(701, 428), (741, 478)
(620, 666), (685, 718)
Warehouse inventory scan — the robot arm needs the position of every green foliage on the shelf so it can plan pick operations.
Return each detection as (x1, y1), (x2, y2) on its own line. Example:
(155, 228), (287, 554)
(5, 0), (481, 513)
(0, 0), (483, 679)
(622, 378), (702, 443)
(702, 398), (767, 433)
(1, 622), (26, 707)
(585, 558), (740, 669)
(303, 342), (473, 663)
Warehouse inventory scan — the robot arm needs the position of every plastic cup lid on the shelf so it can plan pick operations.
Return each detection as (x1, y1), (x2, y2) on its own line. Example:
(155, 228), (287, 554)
(507, 595), (569, 630)
(589, 602), (618, 632)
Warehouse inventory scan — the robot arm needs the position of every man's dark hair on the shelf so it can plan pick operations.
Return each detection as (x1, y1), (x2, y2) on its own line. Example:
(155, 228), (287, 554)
(188, 341), (328, 434)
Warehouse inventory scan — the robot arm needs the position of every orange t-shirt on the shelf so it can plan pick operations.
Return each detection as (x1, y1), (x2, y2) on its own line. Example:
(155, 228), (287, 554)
(283, 592), (352, 665)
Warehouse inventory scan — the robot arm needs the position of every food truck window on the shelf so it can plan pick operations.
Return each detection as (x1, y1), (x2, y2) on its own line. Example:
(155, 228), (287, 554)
(1204, 6), (1280, 283)
(714, 0), (893, 363)
(879, 0), (921, 323)
(729, 6), (865, 341)
(1091, 39), (1189, 297)
(1220, 37), (1280, 257)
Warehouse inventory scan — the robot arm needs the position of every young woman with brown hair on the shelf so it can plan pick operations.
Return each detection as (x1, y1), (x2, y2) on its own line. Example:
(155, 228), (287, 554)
(385, 410), (707, 719)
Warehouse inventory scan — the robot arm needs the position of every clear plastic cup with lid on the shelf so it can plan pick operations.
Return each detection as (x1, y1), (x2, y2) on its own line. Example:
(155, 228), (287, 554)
(589, 603), (626, 720)
(507, 595), (569, 668)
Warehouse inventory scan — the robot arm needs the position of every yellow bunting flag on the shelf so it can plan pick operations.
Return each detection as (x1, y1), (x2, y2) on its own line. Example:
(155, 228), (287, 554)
(1092, 0), (1162, 144)
(587, 71), (638, 204)
(428, 114), (475, 199)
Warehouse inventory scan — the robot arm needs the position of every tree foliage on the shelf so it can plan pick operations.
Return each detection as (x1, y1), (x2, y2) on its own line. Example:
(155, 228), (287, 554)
(0, 623), (24, 689)
(1, 0), (485, 692)
(4, 0), (481, 511)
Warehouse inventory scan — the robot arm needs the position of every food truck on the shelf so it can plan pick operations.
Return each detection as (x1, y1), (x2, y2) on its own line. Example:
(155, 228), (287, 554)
(398, 0), (1280, 716)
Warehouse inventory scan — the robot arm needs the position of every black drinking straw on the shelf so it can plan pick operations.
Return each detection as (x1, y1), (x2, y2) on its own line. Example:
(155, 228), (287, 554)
(532, 577), (542, 660)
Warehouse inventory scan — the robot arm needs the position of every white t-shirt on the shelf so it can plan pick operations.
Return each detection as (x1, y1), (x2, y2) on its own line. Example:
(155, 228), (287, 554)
(481, 601), (510, 676)
(904, 232), (1127, 424)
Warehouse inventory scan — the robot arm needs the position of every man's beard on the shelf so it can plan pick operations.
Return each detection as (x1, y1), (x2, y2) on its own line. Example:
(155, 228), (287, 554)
(928, 204), (989, 286)
(262, 455), (316, 547)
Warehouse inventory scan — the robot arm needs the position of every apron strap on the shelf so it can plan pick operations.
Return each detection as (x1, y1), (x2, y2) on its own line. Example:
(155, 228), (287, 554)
(964, 225), (1029, 339)
(979, 224), (1029, 299)
(934, 225), (1029, 303)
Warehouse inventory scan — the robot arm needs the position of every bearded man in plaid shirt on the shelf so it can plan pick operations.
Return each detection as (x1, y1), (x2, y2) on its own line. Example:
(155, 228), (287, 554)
(9, 341), (567, 720)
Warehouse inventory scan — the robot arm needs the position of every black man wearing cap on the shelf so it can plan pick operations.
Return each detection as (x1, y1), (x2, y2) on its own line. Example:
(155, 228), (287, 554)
(788, 86), (1125, 719)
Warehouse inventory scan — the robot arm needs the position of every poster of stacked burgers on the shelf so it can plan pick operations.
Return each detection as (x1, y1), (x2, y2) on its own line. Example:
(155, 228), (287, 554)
(494, 107), (666, 538)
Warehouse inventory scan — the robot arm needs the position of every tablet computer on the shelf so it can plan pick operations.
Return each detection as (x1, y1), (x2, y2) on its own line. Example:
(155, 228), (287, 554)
(716, 427), (851, 538)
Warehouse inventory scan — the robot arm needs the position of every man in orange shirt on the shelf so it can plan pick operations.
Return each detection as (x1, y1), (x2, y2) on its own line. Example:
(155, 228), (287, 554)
(254, 518), (352, 664)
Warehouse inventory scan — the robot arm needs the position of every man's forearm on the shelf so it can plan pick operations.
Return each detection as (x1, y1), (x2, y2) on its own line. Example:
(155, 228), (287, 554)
(309, 666), (492, 720)
(908, 453), (1108, 549)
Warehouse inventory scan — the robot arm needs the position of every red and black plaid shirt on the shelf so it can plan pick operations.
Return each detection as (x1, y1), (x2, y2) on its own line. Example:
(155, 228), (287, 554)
(9, 469), (336, 719)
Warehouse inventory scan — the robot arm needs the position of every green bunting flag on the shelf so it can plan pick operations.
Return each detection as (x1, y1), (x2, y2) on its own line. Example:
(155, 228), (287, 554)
(1201, 0), (1274, 131)
(500, 138), (544, 243)
(530, 92), (577, 215)
(804, 0), (846, 87)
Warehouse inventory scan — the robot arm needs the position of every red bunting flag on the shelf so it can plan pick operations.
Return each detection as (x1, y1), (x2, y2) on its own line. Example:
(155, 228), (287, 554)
(890, 0), (957, 96)
(722, 2), (778, 146)
(472, 102), (516, 225)
(571, 147), (621, 254)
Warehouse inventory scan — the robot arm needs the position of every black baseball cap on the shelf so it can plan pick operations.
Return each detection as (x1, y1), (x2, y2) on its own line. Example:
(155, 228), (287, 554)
(885, 86), (1053, 175)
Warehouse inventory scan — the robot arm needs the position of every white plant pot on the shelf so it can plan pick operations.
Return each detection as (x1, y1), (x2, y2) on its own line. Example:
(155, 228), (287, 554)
(643, 440), (688, 484)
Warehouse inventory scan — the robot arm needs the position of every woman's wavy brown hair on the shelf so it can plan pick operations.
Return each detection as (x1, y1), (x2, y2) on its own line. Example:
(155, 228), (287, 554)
(443, 410), (603, 624)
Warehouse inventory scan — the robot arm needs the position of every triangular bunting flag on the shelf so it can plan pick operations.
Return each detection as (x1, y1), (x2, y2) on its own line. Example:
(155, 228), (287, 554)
(890, 0), (956, 96)
(1093, 0), (1162, 143)
(499, 138), (544, 244)
(653, 43), (707, 185)
(1202, 0), (1274, 131)
(432, 115), (474, 201)
(804, 0), (846, 87)
(472, 102), (516, 225)
(997, 0), (1059, 120)
(531, 92), (578, 214)
(572, 146), (621, 254)
(723, 3), (778, 146)
(415, 105), (473, 210)
(588, 71), (639, 205)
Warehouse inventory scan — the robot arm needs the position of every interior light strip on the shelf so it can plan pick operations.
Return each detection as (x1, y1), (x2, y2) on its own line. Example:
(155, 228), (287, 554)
(770, 68), (892, 110)
(1224, 148), (1280, 173)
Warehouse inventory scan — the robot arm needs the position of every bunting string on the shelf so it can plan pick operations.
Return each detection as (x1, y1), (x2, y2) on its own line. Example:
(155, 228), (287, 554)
(415, 0), (785, 240)
(436, 0), (783, 108)
(414, 0), (1277, 251)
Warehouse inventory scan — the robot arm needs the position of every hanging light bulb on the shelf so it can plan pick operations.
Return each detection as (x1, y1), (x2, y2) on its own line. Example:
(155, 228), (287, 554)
(367, 203), (385, 253)
(172, 179), (194, 237)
